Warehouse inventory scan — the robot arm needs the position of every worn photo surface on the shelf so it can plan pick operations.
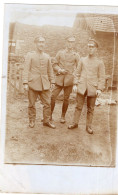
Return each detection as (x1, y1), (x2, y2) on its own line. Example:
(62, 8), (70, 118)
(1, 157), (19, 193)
(4, 4), (118, 166)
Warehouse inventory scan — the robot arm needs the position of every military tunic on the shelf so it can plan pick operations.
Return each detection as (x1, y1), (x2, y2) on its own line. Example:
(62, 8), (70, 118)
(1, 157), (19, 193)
(53, 49), (80, 86)
(23, 51), (55, 90)
(74, 55), (105, 96)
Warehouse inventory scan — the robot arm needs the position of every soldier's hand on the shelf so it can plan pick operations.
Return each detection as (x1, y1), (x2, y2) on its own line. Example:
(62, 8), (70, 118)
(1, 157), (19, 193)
(73, 85), (78, 93)
(96, 89), (102, 97)
(23, 84), (29, 91)
(58, 69), (67, 75)
(61, 69), (68, 74)
(51, 83), (55, 90)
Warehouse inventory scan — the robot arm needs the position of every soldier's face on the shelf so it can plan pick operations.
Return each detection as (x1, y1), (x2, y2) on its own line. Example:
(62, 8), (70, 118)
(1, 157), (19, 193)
(36, 41), (45, 51)
(67, 41), (75, 49)
(88, 44), (97, 55)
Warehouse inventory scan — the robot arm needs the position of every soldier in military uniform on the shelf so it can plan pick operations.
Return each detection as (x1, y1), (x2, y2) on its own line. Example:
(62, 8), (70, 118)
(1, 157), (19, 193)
(51, 36), (80, 123)
(68, 39), (105, 134)
(23, 36), (56, 129)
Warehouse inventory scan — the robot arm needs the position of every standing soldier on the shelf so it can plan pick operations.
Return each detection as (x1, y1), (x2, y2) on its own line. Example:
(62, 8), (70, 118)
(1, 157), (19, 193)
(68, 39), (105, 134)
(23, 36), (56, 129)
(51, 36), (80, 123)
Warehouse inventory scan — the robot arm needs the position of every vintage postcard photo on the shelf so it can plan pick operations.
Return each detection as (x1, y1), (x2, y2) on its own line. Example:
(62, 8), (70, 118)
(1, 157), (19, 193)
(4, 4), (118, 166)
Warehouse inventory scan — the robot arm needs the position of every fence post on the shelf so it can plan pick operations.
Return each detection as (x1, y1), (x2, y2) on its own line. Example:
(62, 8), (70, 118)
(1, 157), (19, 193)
(8, 61), (24, 99)
(8, 61), (12, 93)
(13, 63), (17, 98)
(19, 64), (24, 94)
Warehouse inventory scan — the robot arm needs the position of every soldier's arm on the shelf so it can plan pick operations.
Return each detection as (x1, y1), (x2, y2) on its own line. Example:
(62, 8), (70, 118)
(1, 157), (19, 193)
(52, 51), (62, 73)
(47, 56), (55, 84)
(23, 52), (31, 84)
(73, 58), (82, 85)
(75, 53), (80, 68)
(98, 60), (105, 91)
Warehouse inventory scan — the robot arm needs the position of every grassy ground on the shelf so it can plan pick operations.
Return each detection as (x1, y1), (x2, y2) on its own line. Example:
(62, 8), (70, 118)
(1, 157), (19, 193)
(5, 89), (117, 166)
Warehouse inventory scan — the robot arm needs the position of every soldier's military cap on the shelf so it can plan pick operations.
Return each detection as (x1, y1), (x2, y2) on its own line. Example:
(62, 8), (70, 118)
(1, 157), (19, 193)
(67, 36), (76, 42)
(34, 36), (45, 43)
(88, 38), (98, 48)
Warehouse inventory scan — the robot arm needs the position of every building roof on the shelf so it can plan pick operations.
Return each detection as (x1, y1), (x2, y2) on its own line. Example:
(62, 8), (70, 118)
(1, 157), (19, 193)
(74, 13), (118, 33)
(85, 16), (115, 33)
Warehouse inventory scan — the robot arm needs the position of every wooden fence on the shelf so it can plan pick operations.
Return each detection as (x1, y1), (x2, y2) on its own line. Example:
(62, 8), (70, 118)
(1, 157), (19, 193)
(8, 61), (24, 98)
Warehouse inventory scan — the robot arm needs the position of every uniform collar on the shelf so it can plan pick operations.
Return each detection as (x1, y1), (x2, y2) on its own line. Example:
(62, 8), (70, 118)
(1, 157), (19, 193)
(65, 48), (74, 53)
(88, 54), (96, 59)
(35, 50), (44, 56)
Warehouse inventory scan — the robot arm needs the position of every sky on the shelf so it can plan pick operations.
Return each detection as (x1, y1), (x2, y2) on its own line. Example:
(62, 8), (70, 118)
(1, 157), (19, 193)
(5, 4), (80, 27)
(8, 11), (77, 27)
(4, 4), (118, 27)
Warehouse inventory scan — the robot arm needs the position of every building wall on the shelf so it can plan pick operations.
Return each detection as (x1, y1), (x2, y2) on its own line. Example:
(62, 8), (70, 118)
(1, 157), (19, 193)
(94, 32), (117, 85)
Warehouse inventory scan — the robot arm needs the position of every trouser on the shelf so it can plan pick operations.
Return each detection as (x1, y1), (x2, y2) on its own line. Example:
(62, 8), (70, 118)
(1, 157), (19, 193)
(28, 87), (51, 123)
(73, 92), (96, 128)
(51, 84), (73, 117)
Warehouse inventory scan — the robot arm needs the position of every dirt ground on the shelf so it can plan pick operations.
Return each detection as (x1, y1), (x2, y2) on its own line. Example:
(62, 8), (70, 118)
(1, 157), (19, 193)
(5, 88), (117, 167)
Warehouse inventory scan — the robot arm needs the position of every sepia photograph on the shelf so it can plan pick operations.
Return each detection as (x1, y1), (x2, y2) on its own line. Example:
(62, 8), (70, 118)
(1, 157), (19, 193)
(4, 3), (118, 167)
